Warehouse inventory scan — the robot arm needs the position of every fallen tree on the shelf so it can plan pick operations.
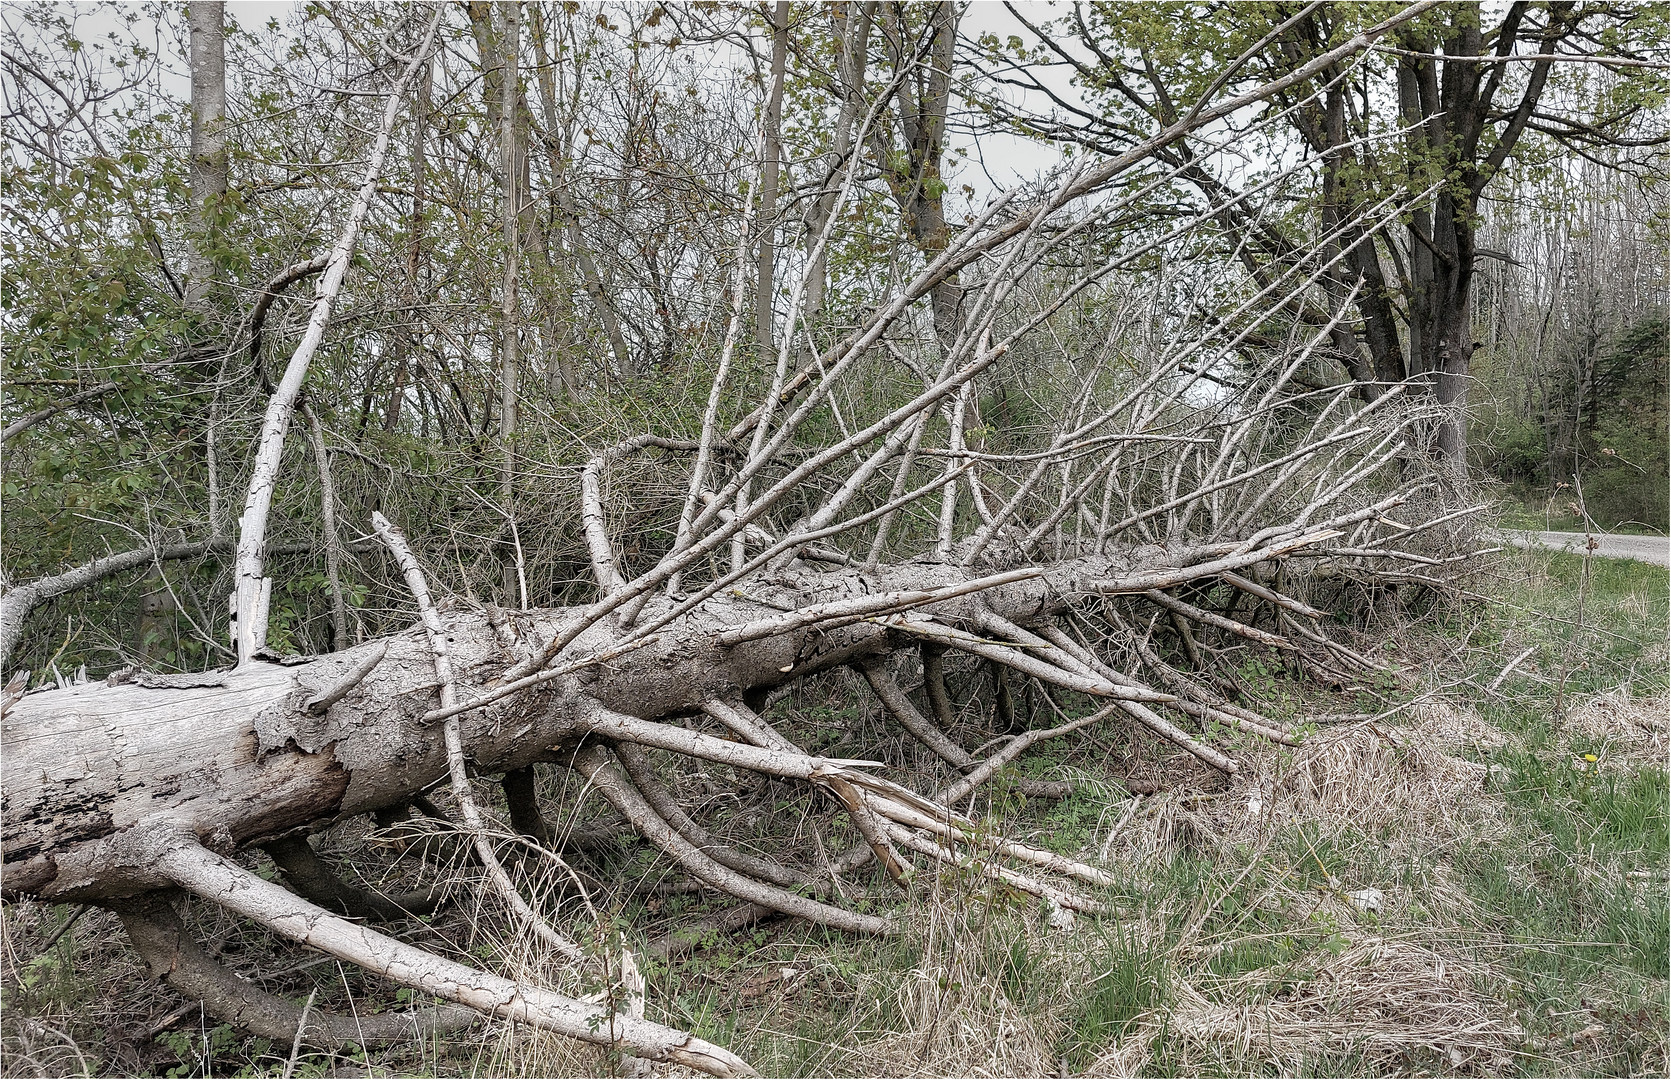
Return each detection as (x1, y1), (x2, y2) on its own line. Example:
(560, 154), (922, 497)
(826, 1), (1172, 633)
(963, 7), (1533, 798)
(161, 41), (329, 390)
(2, 5), (1482, 1072)
(5, 500), (1467, 1072)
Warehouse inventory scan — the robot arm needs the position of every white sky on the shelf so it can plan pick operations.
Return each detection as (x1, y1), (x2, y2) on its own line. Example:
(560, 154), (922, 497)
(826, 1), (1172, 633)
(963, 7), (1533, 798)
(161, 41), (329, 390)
(22, 0), (1081, 199)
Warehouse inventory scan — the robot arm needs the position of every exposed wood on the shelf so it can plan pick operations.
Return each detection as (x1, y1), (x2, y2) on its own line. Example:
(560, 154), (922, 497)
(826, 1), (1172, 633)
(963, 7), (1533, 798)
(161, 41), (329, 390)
(304, 641), (386, 715)
(371, 510), (583, 962)
(232, 14), (442, 664)
(152, 838), (754, 1077)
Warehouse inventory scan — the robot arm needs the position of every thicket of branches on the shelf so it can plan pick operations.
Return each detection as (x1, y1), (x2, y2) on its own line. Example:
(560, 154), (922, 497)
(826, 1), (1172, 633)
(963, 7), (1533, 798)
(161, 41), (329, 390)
(1, 1), (1664, 1073)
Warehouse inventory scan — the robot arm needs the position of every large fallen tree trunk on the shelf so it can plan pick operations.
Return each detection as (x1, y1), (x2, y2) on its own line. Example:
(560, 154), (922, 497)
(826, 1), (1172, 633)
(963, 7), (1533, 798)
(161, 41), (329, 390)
(6, 534), (1350, 904)
(1, 7), (1469, 1071)
(6, 510), (1462, 1072)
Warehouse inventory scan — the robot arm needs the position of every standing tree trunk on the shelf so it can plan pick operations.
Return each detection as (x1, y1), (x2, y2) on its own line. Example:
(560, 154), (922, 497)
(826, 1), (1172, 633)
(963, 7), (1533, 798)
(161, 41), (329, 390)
(383, 55), (431, 433)
(805, 2), (875, 319)
(870, 1), (961, 349)
(754, 2), (789, 357)
(496, 1), (524, 605)
(1387, 6), (1560, 466)
(185, 0), (227, 308)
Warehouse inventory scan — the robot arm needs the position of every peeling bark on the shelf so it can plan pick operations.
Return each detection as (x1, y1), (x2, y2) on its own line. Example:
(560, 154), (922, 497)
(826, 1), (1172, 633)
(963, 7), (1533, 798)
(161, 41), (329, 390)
(5, 545), (1305, 902)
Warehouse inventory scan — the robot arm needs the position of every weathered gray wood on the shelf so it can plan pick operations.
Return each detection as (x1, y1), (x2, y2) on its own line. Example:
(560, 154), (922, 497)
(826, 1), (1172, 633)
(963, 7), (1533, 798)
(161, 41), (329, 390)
(2, 548), (1265, 903)
(153, 838), (753, 1076)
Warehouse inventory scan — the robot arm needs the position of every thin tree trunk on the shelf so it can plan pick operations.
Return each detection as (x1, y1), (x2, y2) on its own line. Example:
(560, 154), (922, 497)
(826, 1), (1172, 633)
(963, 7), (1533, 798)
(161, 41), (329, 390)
(304, 408), (350, 652)
(806, 3), (874, 318)
(754, 2), (789, 356)
(186, 1), (227, 308)
(498, 1), (523, 604)
(384, 55), (431, 433)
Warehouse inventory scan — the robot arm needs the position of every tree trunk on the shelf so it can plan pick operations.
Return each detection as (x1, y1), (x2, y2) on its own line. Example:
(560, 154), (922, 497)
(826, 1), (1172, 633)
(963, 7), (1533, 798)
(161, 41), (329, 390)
(186, 0), (227, 308)
(497, 0), (523, 603)
(4, 541), (1315, 904)
(871, 2), (962, 349)
(805, 2), (874, 318)
(383, 55), (431, 433)
(754, 2), (789, 356)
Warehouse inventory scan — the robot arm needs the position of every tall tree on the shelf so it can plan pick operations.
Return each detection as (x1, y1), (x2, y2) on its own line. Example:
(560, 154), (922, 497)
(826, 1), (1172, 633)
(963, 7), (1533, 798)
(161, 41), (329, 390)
(992, 0), (1668, 464)
(498, 1), (523, 604)
(801, 2), (877, 319)
(868, 1), (962, 348)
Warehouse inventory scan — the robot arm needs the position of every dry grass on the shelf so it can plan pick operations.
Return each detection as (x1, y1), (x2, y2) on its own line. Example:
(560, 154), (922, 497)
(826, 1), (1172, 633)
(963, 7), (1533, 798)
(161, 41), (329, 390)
(1567, 686), (1669, 768)
(1096, 936), (1526, 1077)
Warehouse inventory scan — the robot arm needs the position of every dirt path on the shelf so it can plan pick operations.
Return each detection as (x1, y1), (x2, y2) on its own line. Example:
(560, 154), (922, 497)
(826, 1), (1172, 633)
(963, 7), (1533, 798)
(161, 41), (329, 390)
(1499, 529), (1671, 567)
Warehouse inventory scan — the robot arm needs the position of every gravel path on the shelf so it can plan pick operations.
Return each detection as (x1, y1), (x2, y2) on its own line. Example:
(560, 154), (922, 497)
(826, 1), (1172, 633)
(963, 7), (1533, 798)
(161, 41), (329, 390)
(1499, 530), (1671, 567)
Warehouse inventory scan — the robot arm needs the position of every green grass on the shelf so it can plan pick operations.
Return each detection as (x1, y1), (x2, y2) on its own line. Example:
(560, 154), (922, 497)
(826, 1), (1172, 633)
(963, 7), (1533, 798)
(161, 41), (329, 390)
(1494, 493), (1668, 537)
(1438, 547), (1669, 1074)
(1494, 752), (1669, 862)
(1059, 925), (1169, 1071)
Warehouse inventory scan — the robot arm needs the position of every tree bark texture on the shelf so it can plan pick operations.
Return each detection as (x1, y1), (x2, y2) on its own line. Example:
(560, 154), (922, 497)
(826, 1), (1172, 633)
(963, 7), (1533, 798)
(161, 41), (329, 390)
(186, 0), (227, 307)
(6, 548), (1233, 904)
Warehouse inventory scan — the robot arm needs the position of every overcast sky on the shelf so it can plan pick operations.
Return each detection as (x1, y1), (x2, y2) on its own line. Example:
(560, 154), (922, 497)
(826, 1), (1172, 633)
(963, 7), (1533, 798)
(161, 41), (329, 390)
(10, 1), (1084, 211)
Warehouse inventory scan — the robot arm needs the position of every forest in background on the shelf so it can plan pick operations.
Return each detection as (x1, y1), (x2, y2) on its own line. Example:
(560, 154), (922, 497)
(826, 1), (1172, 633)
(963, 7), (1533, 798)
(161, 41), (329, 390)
(2, 3), (1668, 1077)
(1471, 158), (1667, 531)
(3, 0), (1663, 674)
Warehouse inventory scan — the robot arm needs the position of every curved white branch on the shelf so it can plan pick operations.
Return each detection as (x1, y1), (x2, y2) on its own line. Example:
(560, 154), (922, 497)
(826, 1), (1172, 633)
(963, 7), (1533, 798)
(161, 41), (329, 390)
(232, 12), (442, 664)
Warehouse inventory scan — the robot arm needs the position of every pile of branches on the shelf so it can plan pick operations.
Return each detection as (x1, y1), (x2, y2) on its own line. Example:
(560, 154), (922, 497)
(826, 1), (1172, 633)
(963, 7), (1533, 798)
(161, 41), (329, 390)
(2, 5), (1487, 1073)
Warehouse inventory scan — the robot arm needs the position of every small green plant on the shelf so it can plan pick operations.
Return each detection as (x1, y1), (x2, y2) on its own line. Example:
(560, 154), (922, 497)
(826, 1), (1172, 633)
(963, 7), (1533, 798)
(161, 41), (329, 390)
(1059, 925), (1168, 1070)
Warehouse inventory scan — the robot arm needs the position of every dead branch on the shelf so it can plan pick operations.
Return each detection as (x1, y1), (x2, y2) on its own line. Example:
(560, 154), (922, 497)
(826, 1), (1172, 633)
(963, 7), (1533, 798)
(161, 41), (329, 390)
(260, 834), (443, 921)
(372, 510), (584, 962)
(150, 837), (754, 1076)
(2, 381), (120, 443)
(232, 13), (442, 663)
(303, 641), (386, 715)
(1142, 588), (1298, 650)
(113, 892), (475, 1046)
(859, 660), (1072, 798)
(612, 742), (803, 888)
(572, 744), (893, 936)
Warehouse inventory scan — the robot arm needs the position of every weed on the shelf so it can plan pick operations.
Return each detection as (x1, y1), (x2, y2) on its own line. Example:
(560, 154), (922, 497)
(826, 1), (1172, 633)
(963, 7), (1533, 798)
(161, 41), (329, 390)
(1059, 925), (1168, 1071)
